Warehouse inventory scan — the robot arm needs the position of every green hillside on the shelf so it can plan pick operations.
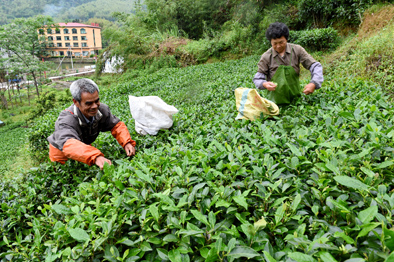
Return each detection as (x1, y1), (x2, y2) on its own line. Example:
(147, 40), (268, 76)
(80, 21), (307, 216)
(0, 0), (140, 25)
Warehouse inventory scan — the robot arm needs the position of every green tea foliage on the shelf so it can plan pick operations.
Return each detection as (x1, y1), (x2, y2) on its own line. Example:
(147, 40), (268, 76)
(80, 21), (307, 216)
(289, 28), (340, 52)
(3, 55), (394, 261)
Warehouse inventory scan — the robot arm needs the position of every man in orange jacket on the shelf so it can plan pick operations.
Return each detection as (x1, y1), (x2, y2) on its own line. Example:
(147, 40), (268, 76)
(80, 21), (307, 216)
(47, 78), (136, 169)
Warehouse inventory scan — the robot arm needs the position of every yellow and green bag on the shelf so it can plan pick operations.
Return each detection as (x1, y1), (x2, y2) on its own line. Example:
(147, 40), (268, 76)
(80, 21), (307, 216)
(235, 88), (279, 120)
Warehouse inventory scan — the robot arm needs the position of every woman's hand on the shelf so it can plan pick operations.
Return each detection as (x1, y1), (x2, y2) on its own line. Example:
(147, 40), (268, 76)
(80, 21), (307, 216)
(303, 83), (316, 95)
(263, 82), (277, 91)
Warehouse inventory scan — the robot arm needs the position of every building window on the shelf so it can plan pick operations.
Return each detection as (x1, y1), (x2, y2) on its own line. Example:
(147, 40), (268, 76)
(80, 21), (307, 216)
(55, 29), (60, 34)
(63, 28), (69, 34)
(67, 51), (72, 56)
(73, 36), (78, 41)
(73, 43), (79, 47)
(47, 28), (52, 34)
(80, 28), (86, 34)
(39, 29), (44, 35)
(56, 36), (61, 41)
(81, 36), (87, 40)
(72, 28), (77, 34)
(65, 43), (70, 47)
(57, 43), (62, 47)
(75, 52), (81, 57)
(83, 51), (89, 56)
(49, 43), (54, 47)
(48, 36), (53, 41)
(91, 50), (95, 55)
(60, 51), (64, 56)
(82, 42), (87, 47)
(64, 36), (70, 41)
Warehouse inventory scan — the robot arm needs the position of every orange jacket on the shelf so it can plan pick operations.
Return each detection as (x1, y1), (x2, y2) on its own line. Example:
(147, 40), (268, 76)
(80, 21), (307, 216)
(48, 104), (135, 165)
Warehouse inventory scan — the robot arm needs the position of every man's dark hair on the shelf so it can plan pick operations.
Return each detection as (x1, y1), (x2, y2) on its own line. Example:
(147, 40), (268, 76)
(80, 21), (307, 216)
(265, 22), (289, 41)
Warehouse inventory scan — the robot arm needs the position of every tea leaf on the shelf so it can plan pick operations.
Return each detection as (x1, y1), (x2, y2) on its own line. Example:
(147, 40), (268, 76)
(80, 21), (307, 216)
(318, 251), (338, 262)
(68, 228), (90, 242)
(233, 195), (248, 210)
(168, 249), (181, 262)
(292, 194), (302, 212)
(334, 232), (354, 244)
(357, 222), (380, 238)
(334, 176), (369, 191)
(254, 217), (267, 230)
(358, 206), (378, 224)
(384, 252), (394, 262)
(383, 225), (394, 251)
(227, 246), (260, 259)
(52, 204), (72, 215)
(163, 234), (178, 243)
(327, 199), (350, 213)
(288, 252), (317, 262)
(149, 204), (160, 222)
(191, 210), (209, 226)
(275, 202), (286, 225)
(376, 161), (394, 169)
(360, 167), (375, 178)
(263, 251), (277, 262)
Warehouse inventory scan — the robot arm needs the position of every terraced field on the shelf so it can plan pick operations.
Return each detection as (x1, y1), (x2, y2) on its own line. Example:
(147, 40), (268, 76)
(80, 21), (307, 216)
(1, 55), (394, 261)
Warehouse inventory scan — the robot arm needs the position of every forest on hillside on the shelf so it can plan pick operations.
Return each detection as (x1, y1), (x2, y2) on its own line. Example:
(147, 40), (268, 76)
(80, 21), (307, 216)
(0, 0), (141, 25)
(96, 0), (394, 74)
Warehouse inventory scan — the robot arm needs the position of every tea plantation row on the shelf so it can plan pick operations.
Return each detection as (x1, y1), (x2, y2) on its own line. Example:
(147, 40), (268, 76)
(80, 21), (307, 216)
(1, 55), (394, 261)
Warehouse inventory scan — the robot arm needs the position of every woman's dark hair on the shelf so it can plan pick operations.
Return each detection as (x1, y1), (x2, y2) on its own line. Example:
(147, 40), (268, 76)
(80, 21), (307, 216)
(265, 22), (289, 41)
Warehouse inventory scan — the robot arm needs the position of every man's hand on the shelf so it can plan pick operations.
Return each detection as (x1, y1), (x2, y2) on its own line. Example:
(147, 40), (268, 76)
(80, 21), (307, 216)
(124, 143), (136, 157)
(263, 82), (277, 91)
(303, 83), (316, 95)
(95, 156), (112, 169)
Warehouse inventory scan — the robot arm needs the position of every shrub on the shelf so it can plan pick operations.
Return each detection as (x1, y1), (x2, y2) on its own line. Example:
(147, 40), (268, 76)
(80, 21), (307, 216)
(28, 108), (60, 162)
(289, 27), (340, 51)
(298, 0), (373, 28)
(183, 21), (255, 63)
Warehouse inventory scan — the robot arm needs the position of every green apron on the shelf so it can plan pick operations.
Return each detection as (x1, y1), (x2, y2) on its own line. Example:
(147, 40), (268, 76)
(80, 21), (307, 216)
(266, 47), (301, 105)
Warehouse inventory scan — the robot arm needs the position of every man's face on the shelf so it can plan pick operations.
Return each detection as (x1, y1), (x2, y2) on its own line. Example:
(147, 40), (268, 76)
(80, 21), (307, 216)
(271, 36), (287, 54)
(73, 91), (100, 119)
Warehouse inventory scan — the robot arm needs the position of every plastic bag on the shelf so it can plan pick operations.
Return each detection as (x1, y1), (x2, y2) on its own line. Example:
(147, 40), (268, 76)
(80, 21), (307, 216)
(128, 96), (179, 135)
(235, 88), (279, 120)
(266, 65), (301, 105)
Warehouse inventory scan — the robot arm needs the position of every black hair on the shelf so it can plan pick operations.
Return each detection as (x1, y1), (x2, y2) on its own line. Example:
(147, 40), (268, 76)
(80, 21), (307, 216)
(265, 22), (289, 41)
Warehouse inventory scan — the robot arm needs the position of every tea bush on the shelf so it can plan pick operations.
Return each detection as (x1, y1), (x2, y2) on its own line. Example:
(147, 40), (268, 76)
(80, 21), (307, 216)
(2, 55), (394, 261)
(289, 28), (340, 52)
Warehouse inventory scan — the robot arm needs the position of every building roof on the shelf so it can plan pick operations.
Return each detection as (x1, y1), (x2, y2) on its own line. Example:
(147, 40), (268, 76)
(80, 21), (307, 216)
(58, 22), (100, 28)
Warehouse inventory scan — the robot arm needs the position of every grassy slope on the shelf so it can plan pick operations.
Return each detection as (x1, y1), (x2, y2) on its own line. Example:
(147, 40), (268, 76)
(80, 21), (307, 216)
(0, 84), (72, 178)
(0, 125), (30, 178)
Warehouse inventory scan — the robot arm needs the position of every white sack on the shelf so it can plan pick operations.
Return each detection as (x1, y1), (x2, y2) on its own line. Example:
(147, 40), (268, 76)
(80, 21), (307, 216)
(128, 95), (179, 135)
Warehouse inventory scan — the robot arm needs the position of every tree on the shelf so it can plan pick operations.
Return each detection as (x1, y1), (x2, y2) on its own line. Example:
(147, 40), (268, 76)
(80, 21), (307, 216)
(144, 0), (239, 39)
(0, 15), (54, 98)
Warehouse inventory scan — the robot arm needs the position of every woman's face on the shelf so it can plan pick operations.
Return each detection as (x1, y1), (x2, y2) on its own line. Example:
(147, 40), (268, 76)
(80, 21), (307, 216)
(271, 36), (287, 54)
